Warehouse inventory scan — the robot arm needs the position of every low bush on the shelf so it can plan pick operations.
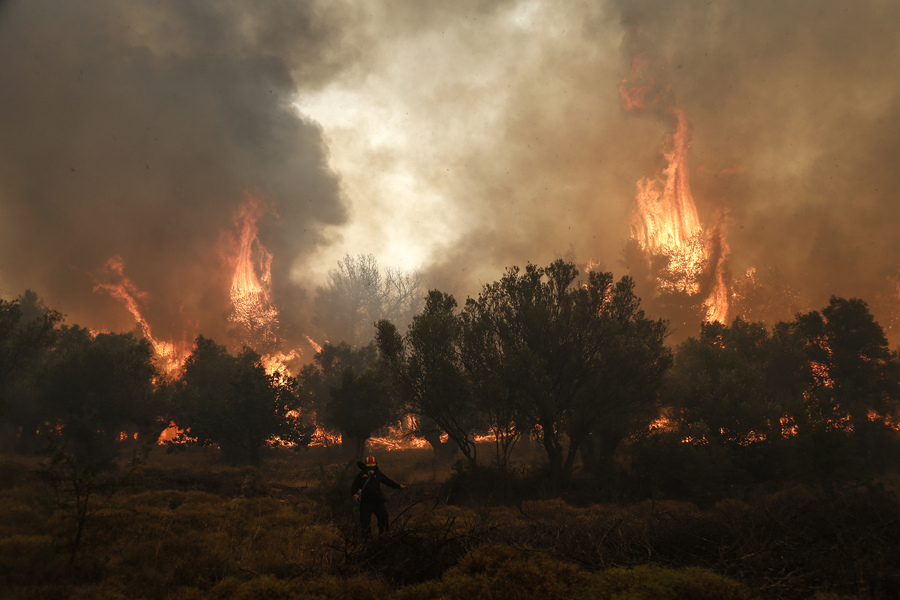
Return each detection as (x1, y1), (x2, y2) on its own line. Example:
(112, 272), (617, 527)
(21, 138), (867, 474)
(396, 544), (754, 600)
(1, 447), (899, 599)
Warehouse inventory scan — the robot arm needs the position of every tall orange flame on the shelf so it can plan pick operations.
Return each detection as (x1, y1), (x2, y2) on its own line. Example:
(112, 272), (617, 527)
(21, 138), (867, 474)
(620, 57), (729, 323)
(93, 256), (189, 375)
(95, 195), (321, 382)
(304, 334), (323, 354)
(228, 195), (279, 346)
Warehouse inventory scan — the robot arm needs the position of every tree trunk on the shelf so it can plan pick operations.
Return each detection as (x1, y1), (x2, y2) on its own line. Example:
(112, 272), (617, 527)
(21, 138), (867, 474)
(131, 419), (170, 466)
(422, 430), (458, 463)
(579, 430), (621, 479)
(340, 431), (368, 459)
(540, 427), (566, 488)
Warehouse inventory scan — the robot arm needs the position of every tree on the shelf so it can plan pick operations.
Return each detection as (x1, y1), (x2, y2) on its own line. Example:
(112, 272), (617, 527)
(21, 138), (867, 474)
(0, 291), (62, 384)
(129, 377), (176, 466)
(820, 297), (899, 432)
(38, 327), (158, 469)
(0, 292), (63, 452)
(313, 253), (421, 346)
(377, 291), (479, 466)
(667, 317), (783, 447)
(576, 276), (672, 479)
(460, 260), (670, 485)
(298, 341), (398, 457)
(767, 297), (900, 480)
(0, 291), (62, 405)
(173, 336), (305, 465)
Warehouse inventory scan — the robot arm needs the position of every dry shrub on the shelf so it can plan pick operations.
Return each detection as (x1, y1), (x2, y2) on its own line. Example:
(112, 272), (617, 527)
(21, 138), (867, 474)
(394, 544), (753, 600)
(595, 564), (754, 600)
(393, 544), (593, 600)
(454, 489), (900, 599)
(207, 573), (390, 600)
(132, 463), (269, 498)
(2, 447), (899, 599)
(0, 534), (63, 585)
(0, 494), (43, 536)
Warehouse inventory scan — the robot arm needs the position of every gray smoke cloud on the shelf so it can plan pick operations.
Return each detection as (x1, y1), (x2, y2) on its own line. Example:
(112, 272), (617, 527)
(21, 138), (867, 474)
(604, 0), (900, 337)
(411, 0), (900, 338)
(2, 0), (899, 350)
(0, 0), (358, 343)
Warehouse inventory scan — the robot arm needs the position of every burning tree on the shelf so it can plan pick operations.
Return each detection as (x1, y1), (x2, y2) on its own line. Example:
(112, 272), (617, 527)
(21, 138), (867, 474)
(171, 336), (308, 465)
(618, 53), (730, 331)
(653, 296), (900, 490)
(226, 197), (281, 355)
(775, 297), (900, 441)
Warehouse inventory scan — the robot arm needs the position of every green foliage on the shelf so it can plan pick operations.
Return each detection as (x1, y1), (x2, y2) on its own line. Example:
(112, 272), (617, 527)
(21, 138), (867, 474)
(172, 336), (307, 465)
(656, 296), (900, 494)
(772, 297), (900, 440)
(0, 290), (62, 392)
(460, 260), (671, 486)
(39, 327), (158, 468)
(667, 318), (782, 446)
(377, 291), (483, 468)
(299, 342), (399, 457)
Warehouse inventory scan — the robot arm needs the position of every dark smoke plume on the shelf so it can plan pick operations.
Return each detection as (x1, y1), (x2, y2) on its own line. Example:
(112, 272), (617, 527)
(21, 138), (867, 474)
(2, 0), (900, 349)
(0, 0), (353, 343)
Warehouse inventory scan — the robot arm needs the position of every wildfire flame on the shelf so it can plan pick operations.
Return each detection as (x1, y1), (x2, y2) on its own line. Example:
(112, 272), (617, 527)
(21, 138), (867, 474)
(92, 255), (189, 375)
(304, 334), (323, 354)
(620, 55), (730, 323)
(227, 195), (280, 347)
(94, 195), (326, 380)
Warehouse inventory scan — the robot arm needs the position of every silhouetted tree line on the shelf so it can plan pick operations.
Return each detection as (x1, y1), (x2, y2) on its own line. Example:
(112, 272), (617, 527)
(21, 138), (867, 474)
(2, 260), (899, 499)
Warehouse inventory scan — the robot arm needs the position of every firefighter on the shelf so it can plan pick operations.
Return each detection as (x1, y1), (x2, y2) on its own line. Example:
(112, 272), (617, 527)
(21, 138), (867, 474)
(351, 455), (407, 536)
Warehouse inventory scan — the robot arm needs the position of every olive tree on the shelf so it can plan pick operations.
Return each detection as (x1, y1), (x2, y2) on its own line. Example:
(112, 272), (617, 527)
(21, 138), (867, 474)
(173, 336), (306, 465)
(460, 260), (670, 486)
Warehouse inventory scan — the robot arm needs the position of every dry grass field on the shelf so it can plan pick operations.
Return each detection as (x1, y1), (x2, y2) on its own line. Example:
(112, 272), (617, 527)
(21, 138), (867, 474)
(1, 444), (898, 599)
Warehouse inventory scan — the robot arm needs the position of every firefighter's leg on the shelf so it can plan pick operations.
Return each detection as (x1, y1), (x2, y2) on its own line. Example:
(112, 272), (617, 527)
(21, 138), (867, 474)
(359, 503), (373, 537)
(373, 501), (390, 533)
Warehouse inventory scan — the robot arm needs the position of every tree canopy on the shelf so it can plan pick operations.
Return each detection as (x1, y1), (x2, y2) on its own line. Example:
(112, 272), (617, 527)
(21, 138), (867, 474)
(172, 336), (306, 465)
(298, 341), (399, 457)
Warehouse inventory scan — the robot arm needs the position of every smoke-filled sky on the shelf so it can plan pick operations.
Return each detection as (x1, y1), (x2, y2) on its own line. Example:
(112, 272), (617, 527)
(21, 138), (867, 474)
(2, 0), (899, 347)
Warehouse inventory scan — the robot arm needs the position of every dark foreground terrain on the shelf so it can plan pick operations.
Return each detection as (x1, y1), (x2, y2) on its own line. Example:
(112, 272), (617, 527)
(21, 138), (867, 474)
(1, 446), (898, 600)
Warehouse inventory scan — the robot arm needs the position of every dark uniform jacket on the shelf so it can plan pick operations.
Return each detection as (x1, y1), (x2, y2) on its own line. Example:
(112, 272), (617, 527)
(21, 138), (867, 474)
(351, 462), (401, 504)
